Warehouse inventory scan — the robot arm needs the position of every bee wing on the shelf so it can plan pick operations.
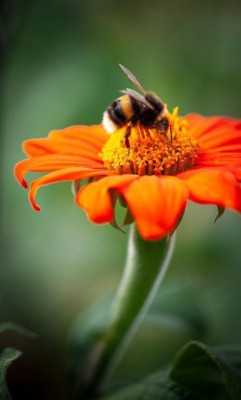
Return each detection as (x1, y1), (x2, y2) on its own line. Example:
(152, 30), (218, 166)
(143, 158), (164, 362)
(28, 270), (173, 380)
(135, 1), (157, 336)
(119, 64), (146, 95)
(121, 88), (155, 110)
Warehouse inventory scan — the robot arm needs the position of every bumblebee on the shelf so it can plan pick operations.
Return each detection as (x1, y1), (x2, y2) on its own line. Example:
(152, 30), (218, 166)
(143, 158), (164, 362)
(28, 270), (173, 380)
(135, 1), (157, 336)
(102, 64), (172, 148)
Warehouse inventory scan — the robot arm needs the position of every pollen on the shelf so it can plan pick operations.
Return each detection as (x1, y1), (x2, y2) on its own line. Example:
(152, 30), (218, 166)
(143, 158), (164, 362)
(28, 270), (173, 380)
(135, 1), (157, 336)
(100, 107), (199, 176)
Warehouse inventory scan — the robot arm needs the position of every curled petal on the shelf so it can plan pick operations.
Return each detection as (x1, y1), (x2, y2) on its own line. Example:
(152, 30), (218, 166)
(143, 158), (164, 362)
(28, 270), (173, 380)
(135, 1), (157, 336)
(28, 167), (111, 211)
(119, 175), (189, 240)
(76, 175), (138, 224)
(14, 154), (104, 188)
(180, 168), (241, 213)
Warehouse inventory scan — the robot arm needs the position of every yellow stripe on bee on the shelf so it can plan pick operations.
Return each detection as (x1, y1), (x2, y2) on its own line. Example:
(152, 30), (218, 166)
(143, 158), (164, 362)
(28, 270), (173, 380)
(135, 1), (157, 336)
(119, 95), (133, 119)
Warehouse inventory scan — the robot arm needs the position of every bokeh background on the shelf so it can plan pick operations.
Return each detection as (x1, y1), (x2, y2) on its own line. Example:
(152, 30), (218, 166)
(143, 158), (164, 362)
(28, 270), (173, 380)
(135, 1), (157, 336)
(1, 0), (241, 399)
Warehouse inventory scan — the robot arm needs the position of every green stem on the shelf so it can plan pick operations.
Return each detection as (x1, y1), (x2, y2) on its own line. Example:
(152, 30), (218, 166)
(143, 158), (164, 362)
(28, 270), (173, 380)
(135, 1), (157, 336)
(80, 224), (176, 398)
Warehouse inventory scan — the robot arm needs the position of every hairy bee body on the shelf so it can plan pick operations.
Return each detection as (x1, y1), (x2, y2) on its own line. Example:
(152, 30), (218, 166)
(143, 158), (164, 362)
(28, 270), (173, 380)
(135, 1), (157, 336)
(103, 95), (133, 134)
(102, 65), (171, 147)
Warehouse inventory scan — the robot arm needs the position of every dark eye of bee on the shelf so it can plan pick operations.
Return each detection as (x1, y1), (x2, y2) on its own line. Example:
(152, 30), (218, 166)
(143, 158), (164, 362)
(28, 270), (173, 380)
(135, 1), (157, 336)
(158, 117), (169, 128)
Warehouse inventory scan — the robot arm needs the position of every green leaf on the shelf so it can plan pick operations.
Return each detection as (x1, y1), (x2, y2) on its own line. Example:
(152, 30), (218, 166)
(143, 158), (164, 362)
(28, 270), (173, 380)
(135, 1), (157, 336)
(171, 341), (241, 400)
(0, 348), (22, 400)
(102, 341), (241, 400)
(0, 322), (37, 338)
(101, 371), (203, 400)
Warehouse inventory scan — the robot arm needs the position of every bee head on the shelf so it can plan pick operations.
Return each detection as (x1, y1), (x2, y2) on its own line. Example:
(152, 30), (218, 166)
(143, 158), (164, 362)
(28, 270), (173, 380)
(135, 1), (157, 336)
(156, 117), (169, 131)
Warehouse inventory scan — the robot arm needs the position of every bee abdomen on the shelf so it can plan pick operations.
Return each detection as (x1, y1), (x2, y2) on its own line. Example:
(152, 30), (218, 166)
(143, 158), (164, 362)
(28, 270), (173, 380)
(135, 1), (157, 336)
(108, 100), (128, 126)
(103, 96), (134, 133)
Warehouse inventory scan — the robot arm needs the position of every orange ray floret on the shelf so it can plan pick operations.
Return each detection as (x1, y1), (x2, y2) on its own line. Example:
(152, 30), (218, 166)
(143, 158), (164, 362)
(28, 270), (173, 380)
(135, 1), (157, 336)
(14, 110), (241, 240)
(118, 175), (189, 240)
(76, 175), (138, 224)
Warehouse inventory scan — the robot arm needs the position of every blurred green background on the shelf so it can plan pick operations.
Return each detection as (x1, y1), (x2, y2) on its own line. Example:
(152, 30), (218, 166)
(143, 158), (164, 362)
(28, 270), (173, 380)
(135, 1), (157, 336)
(1, 0), (241, 398)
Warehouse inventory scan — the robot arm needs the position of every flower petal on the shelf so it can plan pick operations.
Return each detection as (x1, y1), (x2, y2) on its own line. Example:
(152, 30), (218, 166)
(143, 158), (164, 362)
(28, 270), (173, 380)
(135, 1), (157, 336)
(14, 153), (104, 188)
(184, 114), (241, 173)
(119, 175), (189, 240)
(180, 167), (241, 213)
(49, 124), (108, 143)
(28, 167), (111, 211)
(76, 175), (138, 224)
(186, 114), (241, 150)
(23, 125), (109, 157)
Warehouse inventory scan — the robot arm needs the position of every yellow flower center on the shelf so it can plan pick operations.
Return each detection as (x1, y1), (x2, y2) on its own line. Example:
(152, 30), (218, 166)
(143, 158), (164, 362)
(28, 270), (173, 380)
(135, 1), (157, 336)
(100, 107), (199, 175)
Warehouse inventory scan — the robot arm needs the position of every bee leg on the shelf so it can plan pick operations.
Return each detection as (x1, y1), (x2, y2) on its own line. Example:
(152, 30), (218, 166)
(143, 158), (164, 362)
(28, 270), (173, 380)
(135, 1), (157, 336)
(137, 123), (145, 140)
(144, 127), (152, 140)
(169, 124), (173, 142)
(124, 124), (132, 148)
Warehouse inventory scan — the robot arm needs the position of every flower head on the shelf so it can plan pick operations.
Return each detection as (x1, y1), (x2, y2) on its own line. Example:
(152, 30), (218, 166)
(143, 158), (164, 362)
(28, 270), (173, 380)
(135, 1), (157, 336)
(14, 108), (241, 240)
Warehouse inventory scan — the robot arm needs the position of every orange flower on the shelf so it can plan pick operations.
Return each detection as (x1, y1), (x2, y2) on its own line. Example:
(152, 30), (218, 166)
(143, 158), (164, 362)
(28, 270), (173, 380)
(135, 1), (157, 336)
(14, 108), (241, 240)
